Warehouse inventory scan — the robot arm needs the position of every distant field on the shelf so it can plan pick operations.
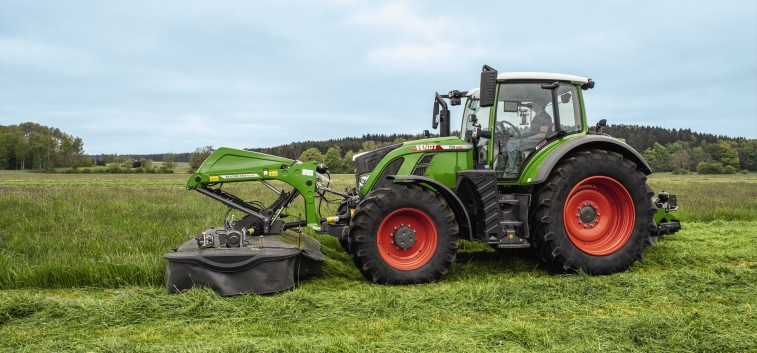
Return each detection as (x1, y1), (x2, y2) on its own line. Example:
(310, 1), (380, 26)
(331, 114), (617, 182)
(0, 171), (755, 352)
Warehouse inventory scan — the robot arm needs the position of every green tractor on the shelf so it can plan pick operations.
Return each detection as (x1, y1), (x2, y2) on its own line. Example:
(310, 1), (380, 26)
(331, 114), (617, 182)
(165, 65), (680, 294)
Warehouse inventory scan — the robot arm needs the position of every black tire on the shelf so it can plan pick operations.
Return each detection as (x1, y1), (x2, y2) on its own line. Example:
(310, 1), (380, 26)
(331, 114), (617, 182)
(530, 149), (657, 274)
(348, 183), (459, 284)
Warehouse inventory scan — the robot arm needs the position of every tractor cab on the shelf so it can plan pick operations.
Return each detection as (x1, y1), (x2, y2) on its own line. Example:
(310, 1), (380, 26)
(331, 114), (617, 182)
(459, 72), (592, 181)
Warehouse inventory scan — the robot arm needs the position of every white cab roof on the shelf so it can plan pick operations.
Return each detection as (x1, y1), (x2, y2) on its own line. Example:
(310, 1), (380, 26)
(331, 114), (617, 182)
(466, 72), (588, 98)
(497, 72), (589, 84)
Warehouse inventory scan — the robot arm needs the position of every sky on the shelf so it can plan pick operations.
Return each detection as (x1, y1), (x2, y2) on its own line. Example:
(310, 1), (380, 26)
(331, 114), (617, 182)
(1, 0), (756, 155)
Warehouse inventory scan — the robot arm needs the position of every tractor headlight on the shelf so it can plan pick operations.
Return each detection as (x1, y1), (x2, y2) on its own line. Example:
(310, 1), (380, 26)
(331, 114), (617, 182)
(358, 174), (370, 190)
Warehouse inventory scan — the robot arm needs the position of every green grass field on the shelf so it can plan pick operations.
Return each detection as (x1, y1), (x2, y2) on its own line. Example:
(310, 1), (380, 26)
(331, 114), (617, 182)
(1, 171), (755, 352)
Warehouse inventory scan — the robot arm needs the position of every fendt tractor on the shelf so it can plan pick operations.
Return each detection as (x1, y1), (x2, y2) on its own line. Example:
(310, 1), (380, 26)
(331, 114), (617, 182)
(165, 65), (681, 296)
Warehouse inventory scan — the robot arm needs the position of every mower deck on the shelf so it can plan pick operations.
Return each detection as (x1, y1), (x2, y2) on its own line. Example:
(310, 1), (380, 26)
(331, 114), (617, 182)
(165, 228), (324, 296)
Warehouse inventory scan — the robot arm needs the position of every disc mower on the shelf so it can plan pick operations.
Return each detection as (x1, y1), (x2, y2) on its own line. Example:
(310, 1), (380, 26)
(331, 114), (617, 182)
(165, 65), (681, 295)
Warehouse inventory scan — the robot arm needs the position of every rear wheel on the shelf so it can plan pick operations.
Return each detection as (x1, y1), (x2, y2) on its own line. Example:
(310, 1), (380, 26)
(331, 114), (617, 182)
(348, 183), (459, 284)
(530, 150), (656, 274)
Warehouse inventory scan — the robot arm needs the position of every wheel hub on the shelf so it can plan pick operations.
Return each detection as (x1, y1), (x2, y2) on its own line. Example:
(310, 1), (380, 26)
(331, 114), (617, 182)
(578, 204), (598, 225)
(392, 226), (416, 250)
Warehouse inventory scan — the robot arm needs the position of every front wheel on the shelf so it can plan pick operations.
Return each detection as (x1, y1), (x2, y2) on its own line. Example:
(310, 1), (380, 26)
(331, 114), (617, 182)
(348, 184), (459, 284)
(530, 150), (657, 274)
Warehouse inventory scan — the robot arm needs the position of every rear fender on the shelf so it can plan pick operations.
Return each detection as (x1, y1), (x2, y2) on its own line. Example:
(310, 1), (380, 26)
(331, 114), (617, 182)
(387, 175), (473, 241)
(533, 135), (652, 184)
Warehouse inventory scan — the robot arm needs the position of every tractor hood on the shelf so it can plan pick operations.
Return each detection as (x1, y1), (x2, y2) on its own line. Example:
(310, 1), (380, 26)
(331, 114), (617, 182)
(354, 143), (403, 176)
(355, 136), (474, 195)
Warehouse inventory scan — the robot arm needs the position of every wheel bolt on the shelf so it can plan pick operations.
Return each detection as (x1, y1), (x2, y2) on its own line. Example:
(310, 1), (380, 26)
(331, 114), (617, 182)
(589, 202), (593, 206)
(584, 224), (588, 228)
(597, 213), (600, 216)
(595, 220), (599, 223)
(396, 246), (399, 250)
(583, 202), (587, 206)
(390, 240), (394, 244)
(394, 226), (397, 230)
(390, 233), (394, 237)
(400, 223), (404, 227)
(590, 224), (594, 228)
(408, 224), (411, 228)
(578, 220), (582, 224)
(576, 214), (580, 217)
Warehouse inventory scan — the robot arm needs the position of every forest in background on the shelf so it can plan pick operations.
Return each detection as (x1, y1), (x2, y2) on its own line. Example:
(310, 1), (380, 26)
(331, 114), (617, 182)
(0, 122), (84, 170)
(2, 122), (756, 174)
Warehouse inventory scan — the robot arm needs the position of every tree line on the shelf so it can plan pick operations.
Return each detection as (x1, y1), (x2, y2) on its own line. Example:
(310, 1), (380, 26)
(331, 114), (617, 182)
(603, 125), (756, 174)
(247, 134), (431, 174)
(90, 153), (191, 163)
(0, 122), (85, 170)
(3, 122), (755, 175)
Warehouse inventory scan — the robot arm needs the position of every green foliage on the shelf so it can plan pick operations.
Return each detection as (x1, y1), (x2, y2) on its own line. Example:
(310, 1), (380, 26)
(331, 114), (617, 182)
(189, 146), (214, 169)
(672, 168), (691, 175)
(724, 165), (737, 174)
(670, 150), (691, 171)
(343, 150), (355, 173)
(107, 163), (122, 173)
(643, 142), (672, 172)
(323, 146), (343, 173)
(713, 140), (740, 168)
(299, 147), (324, 163)
(0, 122), (86, 170)
(697, 161), (725, 174)
(162, 153), (176, 172)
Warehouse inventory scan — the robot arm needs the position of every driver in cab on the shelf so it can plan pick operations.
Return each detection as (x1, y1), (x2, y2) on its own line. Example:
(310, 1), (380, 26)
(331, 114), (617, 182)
(504, 97), (553, 176)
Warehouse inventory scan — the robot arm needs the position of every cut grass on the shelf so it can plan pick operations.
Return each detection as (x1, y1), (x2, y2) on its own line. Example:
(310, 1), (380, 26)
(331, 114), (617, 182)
(0, 171), (756, 352)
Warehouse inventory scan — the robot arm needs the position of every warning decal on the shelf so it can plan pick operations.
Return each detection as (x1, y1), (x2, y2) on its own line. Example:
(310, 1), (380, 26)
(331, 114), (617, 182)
(221, 173), (260, 179)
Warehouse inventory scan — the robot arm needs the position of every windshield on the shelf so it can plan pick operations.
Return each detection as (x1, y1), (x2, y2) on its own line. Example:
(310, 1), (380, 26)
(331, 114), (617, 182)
(492, 82), (583, 179)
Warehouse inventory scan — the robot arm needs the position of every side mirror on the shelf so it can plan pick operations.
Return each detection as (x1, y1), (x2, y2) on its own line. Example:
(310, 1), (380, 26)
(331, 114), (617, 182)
(432, 101), (440, 129)
(433, 92), (450, 137)
(479, 65), (497, 108)
(596, 119), (607, 133)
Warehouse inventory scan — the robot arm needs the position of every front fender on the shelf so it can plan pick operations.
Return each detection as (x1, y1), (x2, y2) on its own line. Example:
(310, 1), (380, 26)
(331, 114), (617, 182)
(387, 175), (473, 241)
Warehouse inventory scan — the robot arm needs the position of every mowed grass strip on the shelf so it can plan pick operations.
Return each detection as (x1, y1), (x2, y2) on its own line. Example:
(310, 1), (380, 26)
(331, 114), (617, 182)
(1, 258), (755, 352)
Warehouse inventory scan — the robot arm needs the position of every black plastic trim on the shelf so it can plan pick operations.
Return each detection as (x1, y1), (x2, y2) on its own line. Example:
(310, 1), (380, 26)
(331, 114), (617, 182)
(354, 143), (402, 176)
(372, 158), (404, 191)
(387, 175), (473, 241)
(533, 135), (653, 184)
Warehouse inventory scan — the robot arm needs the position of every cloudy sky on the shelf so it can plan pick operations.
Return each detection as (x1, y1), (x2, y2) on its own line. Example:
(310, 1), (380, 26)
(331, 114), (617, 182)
(1, 0), (755, 154)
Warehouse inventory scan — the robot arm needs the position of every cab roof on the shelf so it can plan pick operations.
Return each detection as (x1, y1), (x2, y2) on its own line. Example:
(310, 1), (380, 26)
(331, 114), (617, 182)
(497, 72), (589, 84)
(466, 72), (590, 97)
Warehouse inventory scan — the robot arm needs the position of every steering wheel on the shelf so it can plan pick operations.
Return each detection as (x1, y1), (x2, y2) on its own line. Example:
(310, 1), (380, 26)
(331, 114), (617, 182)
(497, 120), (522, 139)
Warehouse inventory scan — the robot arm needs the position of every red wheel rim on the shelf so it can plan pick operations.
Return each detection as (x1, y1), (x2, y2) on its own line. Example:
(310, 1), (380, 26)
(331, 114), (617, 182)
(377, 208), (437, 270)
(562, 176), (635, 256)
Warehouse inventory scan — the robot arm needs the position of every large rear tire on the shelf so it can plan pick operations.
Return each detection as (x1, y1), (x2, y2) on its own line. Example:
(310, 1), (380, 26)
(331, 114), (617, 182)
(348, 183), (459, 284)
(530, 150), (656, 274)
